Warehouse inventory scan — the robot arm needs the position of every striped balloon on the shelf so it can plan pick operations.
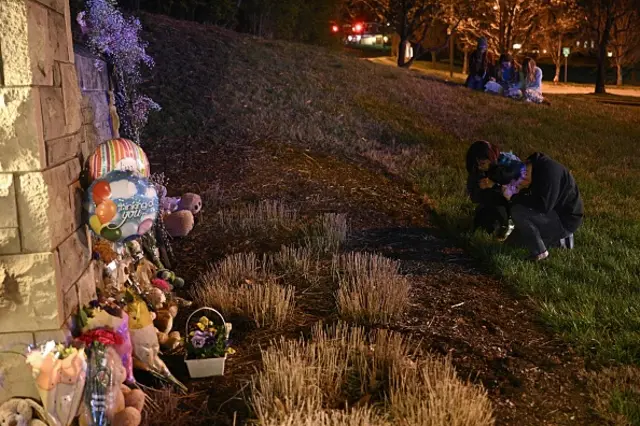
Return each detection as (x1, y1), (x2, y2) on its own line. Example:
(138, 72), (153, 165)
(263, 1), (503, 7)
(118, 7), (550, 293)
(86, 138), (150, 183)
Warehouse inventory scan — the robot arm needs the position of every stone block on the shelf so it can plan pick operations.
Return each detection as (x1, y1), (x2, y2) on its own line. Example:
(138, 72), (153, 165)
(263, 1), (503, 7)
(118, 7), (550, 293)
(34, 328), (70, 346)
(32, 0), (65, 14)
(82, 104), (95, 125)
(40, 87), (66, 141)
(77, 261), (99, 306)
(60, 282), (78, 323)
(56, 227), (90, 292)
(48, 9), (69, 62)
(0, 332), (39, 404)
(0, 175), (18, 228)
(45, 132), (81, 167)
(0, 0), (53, 86)
(61, 62), (82, 134)
(52, 61), (62, 86)
(69, 180), (84, 230)
(16, 164), (74, 252)
(0, 87), (46, 172)
(75, 53), (110, 91)
(0, 229), (21, 254)
(0, 253), (59, 332)
(66, 156), (81, 183)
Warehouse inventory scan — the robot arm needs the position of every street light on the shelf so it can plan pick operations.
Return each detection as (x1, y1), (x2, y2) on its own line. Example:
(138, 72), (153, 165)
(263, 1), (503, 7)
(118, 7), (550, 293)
(513, 43), (522, 50)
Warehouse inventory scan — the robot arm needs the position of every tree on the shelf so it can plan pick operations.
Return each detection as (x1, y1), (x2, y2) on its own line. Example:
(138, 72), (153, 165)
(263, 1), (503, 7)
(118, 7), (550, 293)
(359, 0), (471, 68)
(579, 0), (640, 93)
(537, 0), (582, 83)
(610, 1), (640, 85)
(447, 3), (498, 74)
(491, 0), (543, 54)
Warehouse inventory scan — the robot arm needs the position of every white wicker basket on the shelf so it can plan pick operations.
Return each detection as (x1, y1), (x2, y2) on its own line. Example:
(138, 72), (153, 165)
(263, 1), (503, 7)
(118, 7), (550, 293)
(184, 307), (228, 378)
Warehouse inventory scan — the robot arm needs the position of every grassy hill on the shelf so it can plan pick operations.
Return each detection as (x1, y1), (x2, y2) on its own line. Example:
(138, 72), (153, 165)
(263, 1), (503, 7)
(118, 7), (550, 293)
(140, 14), (640, 425)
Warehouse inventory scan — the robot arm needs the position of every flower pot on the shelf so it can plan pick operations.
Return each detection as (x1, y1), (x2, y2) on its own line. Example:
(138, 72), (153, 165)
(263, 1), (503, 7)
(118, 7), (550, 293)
(185, 355), (227, 378)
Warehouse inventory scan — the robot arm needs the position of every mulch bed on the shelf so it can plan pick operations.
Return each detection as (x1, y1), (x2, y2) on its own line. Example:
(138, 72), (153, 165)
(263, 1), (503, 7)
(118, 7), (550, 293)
(144, 138), (599, 425)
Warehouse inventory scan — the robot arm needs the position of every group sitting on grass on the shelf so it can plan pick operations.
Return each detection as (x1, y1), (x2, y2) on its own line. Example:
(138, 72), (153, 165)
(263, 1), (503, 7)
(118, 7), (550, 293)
(466, 141), (584, 261)
(465, 37), (544, 104)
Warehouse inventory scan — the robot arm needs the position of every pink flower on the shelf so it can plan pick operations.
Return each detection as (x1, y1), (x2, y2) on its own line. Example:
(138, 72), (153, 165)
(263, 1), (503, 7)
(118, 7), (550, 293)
(152, 278), (171, 292)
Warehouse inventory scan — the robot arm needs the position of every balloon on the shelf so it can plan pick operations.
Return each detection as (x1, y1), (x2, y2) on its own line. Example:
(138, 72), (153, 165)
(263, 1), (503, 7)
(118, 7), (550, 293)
(92, 181), (111, 205)
(137, 218), (154, 235)
(85, 139), (150, 184)
(100, 224), (123, 242)
(89, 215), (104, 235)
(86, 170), (159, 243)
(95, 200), (117, 224)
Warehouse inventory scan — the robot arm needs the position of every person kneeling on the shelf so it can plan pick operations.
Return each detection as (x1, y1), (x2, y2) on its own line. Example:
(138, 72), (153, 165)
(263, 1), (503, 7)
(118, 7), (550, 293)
(488, 153), (583, 261)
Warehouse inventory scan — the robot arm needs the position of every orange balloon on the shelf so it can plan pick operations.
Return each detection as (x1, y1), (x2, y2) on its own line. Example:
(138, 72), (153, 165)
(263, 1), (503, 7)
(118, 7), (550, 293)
(92, 181), (111, 205)
(95, 200), (117, 224)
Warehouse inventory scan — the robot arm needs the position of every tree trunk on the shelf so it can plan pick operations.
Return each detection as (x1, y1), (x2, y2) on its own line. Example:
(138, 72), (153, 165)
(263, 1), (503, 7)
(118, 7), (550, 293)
(554, 34), (562, 84)
(397, 38), (409, 67)
(431, 51), (437, 66)
(616, 63), (623, 86)
(463, 47), (469, 75)
(595, 15), (614, 94)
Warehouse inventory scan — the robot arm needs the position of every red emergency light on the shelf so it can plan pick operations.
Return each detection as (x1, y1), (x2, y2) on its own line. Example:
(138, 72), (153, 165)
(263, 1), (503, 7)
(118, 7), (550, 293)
(353, 23), (363, 33)
(331, 25), (339, 33)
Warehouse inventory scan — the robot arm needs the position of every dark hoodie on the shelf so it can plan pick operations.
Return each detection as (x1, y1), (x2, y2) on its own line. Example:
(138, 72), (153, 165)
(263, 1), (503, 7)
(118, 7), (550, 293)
(511, 153), (584, 232)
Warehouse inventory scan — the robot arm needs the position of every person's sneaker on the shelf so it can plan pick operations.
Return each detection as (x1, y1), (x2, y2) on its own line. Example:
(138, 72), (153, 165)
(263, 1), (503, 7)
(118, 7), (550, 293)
(559, 234), (574, 249)
(496, 219), (515, 242)
(528, 250), (549, 262)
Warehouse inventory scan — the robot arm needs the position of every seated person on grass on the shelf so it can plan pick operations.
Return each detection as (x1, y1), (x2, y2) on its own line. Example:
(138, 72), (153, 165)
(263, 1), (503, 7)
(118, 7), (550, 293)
(465, 37), (490, 91)
(519, 57), (544, 103)
(465, 141), (522, 240)
(484, 54), (521, 97)
(487, 153), (584, 261)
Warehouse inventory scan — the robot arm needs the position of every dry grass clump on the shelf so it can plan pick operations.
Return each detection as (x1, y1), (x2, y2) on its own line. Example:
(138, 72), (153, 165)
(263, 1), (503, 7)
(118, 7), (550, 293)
(192, 253), (295, 328)
(216, 200), (299, 234)
(333, 252), (410, 325)
(388, 356), (495, 426)
(142, 387), (196, 426)
(304, 213), (348, 254)
(268, 245), (320, 283)
(251, 322), (493, 426)
(261, 406), (390, 426)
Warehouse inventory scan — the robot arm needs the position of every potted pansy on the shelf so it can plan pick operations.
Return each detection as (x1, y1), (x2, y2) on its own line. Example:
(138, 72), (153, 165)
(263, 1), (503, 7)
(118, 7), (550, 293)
(184, 308), (234, 378)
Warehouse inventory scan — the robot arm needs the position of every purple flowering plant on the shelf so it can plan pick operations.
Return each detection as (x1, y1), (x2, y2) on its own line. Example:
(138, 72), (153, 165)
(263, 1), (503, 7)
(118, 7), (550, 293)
(185, 316), (234, 360)
(77, 0), (160, 144)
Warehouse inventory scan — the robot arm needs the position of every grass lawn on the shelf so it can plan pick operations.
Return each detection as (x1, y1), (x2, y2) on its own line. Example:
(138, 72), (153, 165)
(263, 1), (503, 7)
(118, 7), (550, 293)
(141, 14), (640, 423)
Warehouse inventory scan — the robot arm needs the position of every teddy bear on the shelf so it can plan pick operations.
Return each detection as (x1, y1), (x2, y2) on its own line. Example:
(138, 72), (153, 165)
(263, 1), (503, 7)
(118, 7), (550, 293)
(160, 192), (202, 238)
(78, 348), (145, 426)
(0, 399), (47, 426)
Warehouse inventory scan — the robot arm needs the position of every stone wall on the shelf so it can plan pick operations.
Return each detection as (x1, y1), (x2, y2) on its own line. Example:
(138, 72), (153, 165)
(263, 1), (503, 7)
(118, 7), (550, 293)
(0, 0), (114, 403)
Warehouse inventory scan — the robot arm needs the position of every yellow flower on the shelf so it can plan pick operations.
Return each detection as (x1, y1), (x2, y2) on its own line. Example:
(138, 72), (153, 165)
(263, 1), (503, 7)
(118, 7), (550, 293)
(189, 331), (195, 337)
(199, 316), (210, 326)
(196, 322), (205, 331)
(209, 327), (217, 333)
(226, 347), (236, 355)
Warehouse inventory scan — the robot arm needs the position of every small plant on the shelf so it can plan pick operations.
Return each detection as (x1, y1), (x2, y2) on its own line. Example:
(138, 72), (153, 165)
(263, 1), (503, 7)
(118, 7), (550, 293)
(191, 269), (296, 328)
(333, 252), (410, 325)
(304, 213), (348, 254)
(216, 200), (299, 234)
(251, 322), (493, 425)
(185, 315), (234, 360)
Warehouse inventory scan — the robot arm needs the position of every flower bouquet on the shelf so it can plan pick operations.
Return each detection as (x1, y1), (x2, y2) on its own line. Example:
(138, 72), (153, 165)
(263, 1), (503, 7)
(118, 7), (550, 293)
(25, 341), (87, 426)
(184, 308), (233, 378)
(78, 299), (134, 384)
